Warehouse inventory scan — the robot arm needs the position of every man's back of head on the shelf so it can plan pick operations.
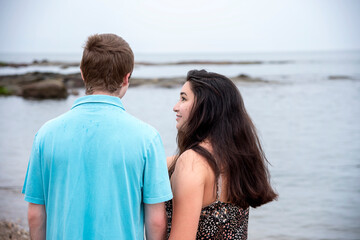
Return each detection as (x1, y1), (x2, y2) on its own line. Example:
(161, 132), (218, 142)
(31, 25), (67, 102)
(80, 34), (134, 95)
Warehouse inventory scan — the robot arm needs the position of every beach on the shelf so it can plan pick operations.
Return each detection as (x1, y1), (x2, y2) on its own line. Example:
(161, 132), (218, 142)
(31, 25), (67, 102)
(0, 51), (360, 239)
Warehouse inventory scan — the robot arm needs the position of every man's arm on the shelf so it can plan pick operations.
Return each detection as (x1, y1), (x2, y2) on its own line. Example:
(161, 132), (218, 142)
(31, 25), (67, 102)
(144, 202), (167, 240)
(28, 203), (46, 240)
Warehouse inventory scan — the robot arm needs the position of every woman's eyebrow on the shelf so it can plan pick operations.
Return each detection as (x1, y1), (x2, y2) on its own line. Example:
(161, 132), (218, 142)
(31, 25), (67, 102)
(180, 92), (187, 96)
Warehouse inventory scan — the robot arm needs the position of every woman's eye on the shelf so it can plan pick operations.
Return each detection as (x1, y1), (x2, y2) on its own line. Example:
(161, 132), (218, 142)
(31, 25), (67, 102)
(181, 97), (186, 101)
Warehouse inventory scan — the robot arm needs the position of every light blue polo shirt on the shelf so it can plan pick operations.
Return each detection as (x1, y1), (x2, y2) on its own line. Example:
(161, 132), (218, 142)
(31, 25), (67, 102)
(22, 95), (173, 240)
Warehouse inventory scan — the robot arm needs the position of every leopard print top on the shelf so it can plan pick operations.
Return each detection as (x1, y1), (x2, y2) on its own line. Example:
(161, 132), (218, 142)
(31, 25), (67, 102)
(165, 177), (249, 239)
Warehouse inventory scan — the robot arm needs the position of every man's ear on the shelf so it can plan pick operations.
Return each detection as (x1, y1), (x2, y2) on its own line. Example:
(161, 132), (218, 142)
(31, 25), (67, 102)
(80, 69), (85, 82)
(122, 73), (131, 87)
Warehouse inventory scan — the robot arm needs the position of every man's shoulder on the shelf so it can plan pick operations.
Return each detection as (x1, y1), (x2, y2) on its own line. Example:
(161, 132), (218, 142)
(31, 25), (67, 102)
(123, 112), (159, 137)
(36, 109), (161, 143)
(36, 111), (72, 138)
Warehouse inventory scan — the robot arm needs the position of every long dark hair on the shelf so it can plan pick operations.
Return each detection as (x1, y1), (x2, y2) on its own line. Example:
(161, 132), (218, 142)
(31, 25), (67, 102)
(169, 69), (277, 209)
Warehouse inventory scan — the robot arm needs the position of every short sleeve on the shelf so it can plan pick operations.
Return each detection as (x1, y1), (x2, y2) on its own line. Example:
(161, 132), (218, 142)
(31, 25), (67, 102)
(22, 133), (45, 205)
(143, 133), (173, 204)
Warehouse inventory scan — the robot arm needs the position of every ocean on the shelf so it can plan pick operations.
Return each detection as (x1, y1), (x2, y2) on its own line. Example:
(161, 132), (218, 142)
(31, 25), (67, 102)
(0, 51), (359, 239)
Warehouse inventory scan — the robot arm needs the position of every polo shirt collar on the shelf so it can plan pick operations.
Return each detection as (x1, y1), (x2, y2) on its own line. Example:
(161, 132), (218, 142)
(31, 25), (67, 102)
(71, 94), (125, 110)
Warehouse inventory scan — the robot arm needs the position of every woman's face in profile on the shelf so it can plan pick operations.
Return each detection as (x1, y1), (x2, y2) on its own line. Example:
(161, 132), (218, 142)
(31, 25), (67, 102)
(173, 81), (195, 130)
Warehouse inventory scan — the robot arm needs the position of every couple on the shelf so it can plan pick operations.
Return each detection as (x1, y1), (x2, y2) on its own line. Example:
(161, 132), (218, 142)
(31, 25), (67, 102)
(22, 34), (277, 240)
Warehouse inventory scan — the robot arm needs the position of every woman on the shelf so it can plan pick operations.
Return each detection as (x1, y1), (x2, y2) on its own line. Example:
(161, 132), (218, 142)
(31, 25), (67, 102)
(166, 70), (278, 239)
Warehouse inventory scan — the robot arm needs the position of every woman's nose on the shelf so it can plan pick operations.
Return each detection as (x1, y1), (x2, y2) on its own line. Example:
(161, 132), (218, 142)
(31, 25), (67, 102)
(173, 102), (179, 112)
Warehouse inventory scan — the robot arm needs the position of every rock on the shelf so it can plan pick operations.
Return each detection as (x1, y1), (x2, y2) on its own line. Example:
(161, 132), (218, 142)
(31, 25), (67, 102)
(63, 76), (84, 88)
(232, 74), (269, 83)
(237, 74), (251, 79)
(0, 85), (22, 96)
(0, 220), (29, 240)
(328, 75), (352, 80)
(21, 79), (68, 99)
(129, 77), (184, 88)
(129, 78), (148, 87)
(0, 86), (12, 96)
(69, 89), (80, 96)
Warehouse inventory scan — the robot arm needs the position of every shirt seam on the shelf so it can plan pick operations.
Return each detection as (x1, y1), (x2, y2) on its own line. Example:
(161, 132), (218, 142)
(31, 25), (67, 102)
(24, 195), (45, 204)
(143, 193), (173, 203)
(71, 101), (125, 110)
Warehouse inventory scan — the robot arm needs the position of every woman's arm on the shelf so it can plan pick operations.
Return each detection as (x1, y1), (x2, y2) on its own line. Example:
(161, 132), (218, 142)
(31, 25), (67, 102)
(168, 150), (208, 240)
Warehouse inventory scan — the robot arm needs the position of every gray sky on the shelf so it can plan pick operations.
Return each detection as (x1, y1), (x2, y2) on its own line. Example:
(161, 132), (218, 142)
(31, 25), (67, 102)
(0, 0), (359, 54)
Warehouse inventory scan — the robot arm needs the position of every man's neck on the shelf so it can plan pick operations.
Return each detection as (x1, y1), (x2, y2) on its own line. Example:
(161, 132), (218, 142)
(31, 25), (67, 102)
(90, 90), (121, 98)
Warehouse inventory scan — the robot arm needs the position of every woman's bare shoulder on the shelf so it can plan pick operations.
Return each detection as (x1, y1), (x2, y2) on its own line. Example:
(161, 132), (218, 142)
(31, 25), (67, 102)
(174, 149), (211, 175)
(171, 149), (210, 194)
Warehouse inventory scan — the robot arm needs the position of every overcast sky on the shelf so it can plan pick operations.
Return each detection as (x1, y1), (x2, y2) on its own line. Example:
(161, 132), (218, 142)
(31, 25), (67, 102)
(0, 0), (359, 54)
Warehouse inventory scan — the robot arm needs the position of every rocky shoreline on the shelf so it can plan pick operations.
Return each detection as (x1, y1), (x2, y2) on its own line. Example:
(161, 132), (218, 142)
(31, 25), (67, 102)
(1, 59), (358, 99)
(0, 58), (291, 99)
(0, 71), (271, 99)
(0, 59), (292, 68)
(0, 220), (29, 240)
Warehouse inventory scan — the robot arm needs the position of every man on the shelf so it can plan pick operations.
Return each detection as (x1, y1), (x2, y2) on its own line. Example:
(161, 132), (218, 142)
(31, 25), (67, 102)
(22, 33), (172, 239)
